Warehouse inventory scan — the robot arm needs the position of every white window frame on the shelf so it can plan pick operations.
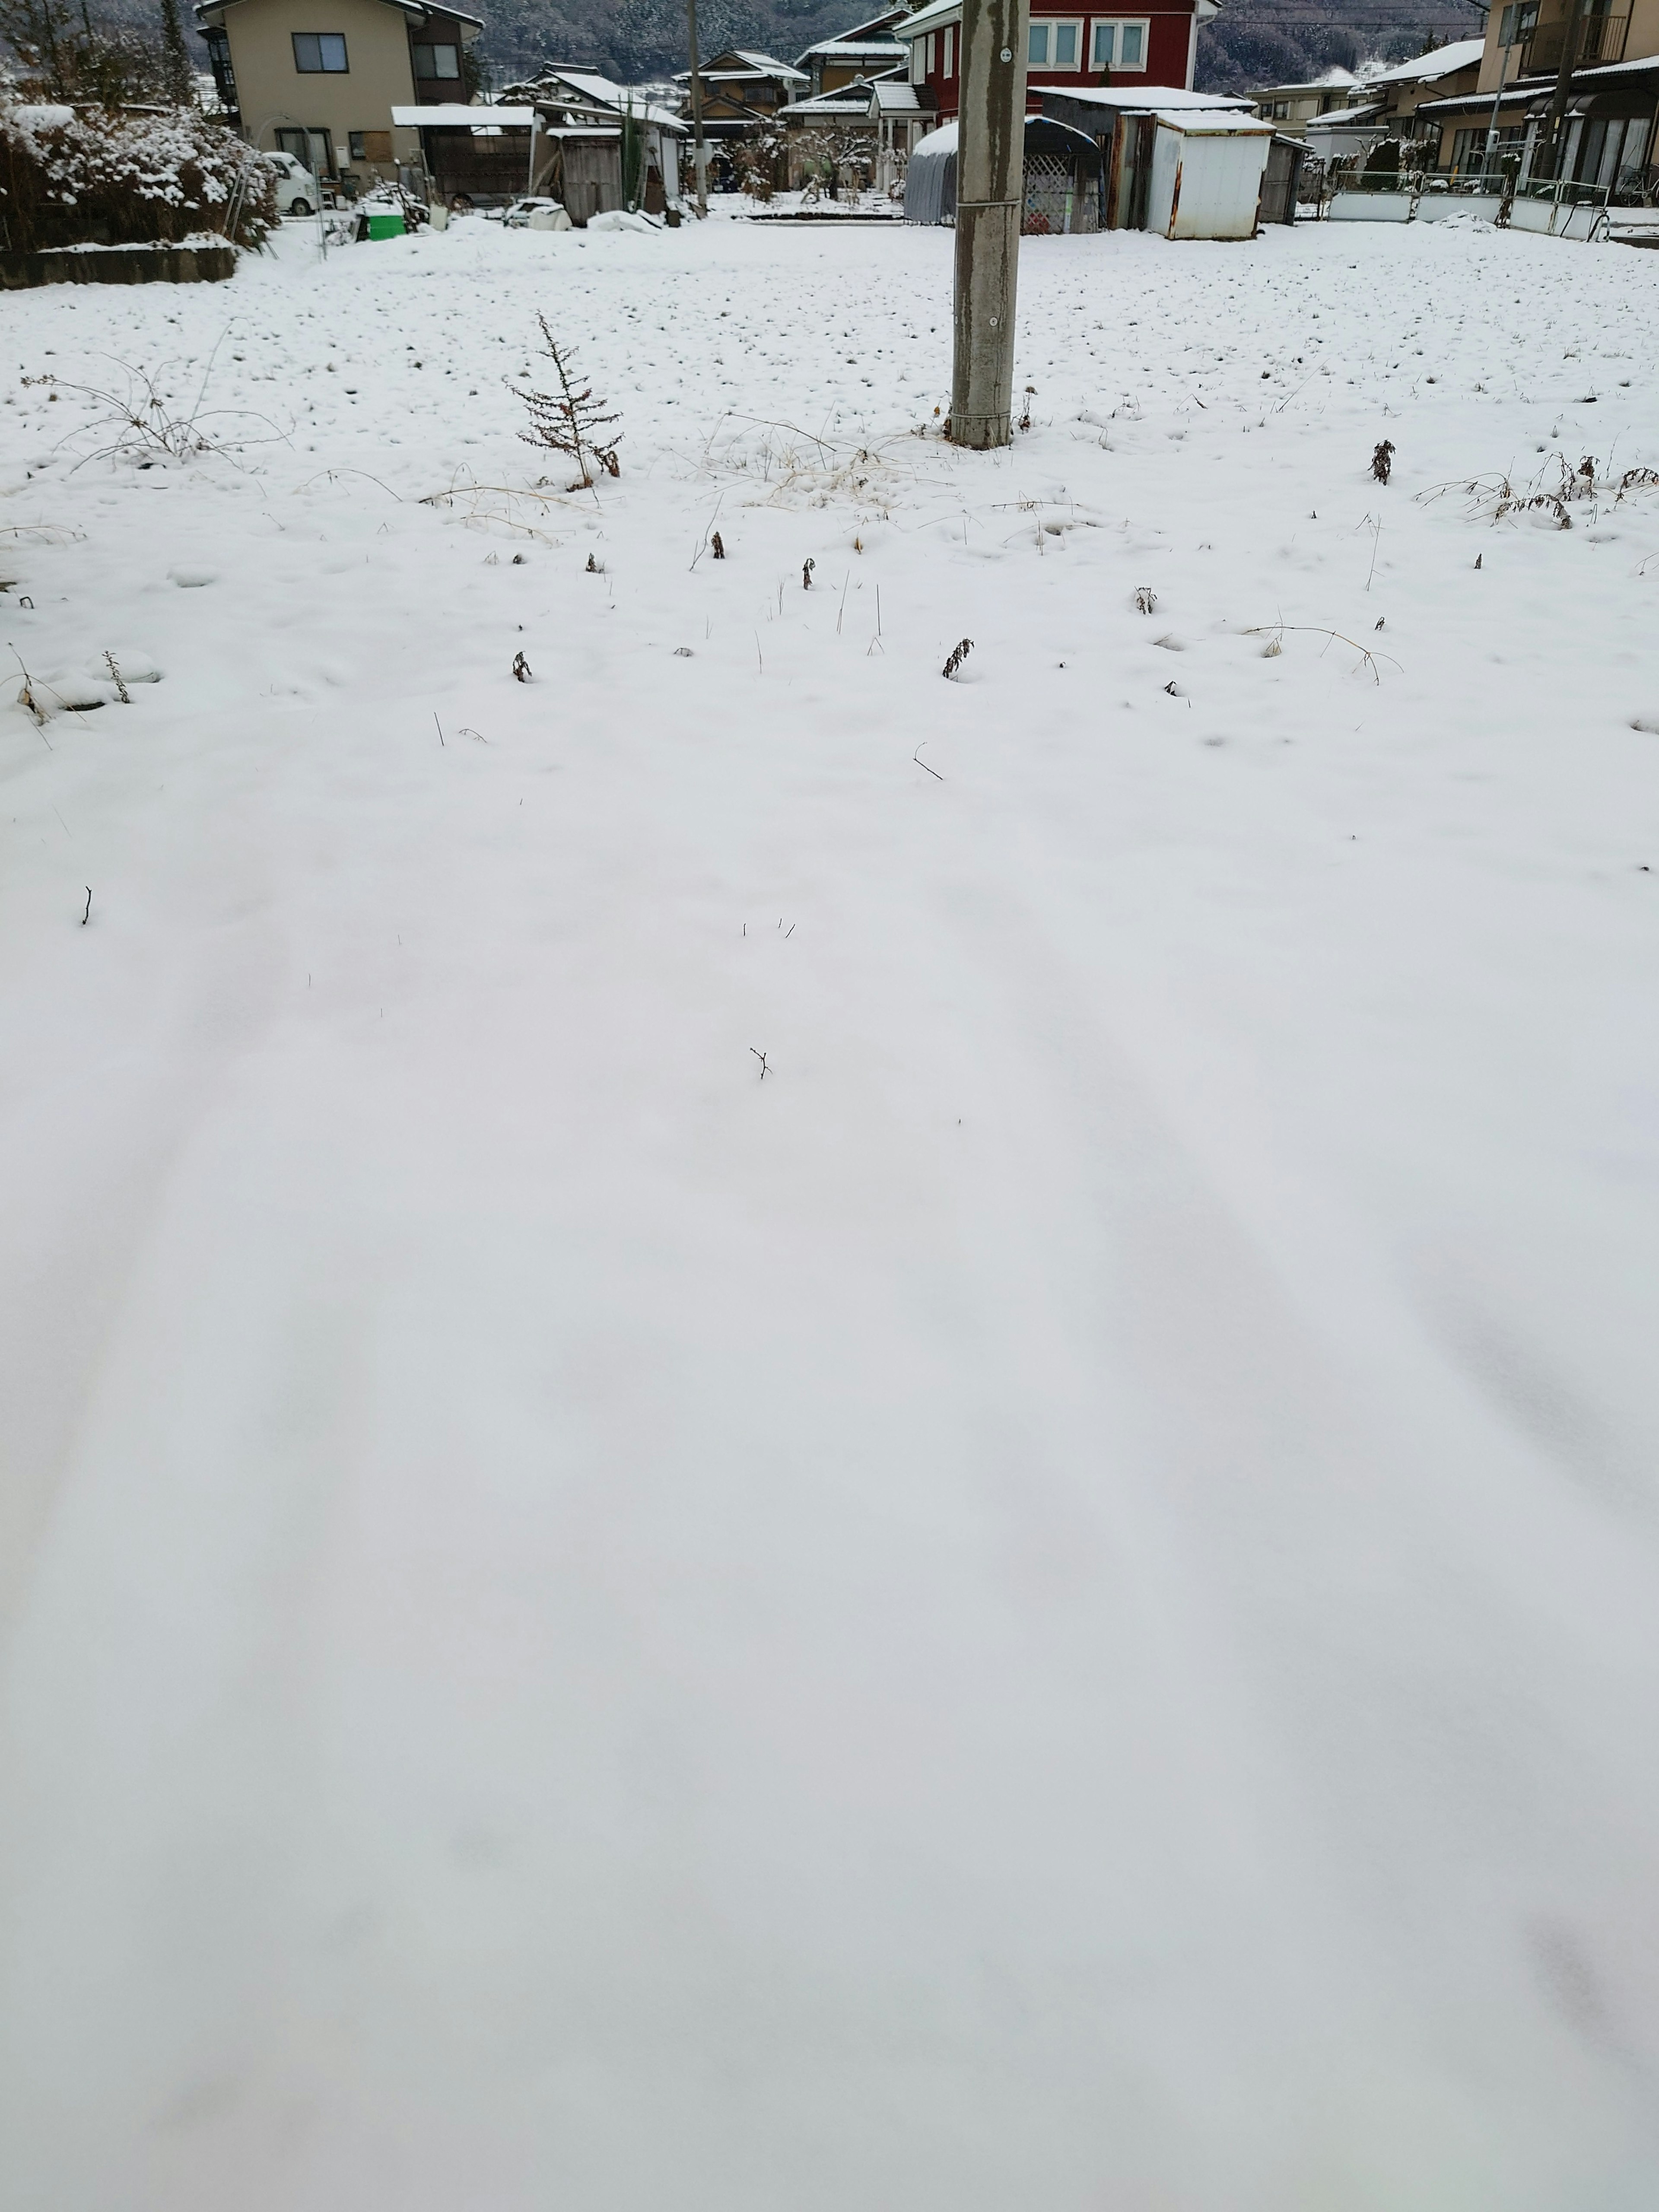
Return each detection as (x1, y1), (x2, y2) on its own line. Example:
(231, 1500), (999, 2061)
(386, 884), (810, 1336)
(909, 35), (925, 81)
(1030, 19), (1083, 67)
(1048, 18), (1083, 67)
(1091, 17), (1149, 70)
(943, 22), (954, 74)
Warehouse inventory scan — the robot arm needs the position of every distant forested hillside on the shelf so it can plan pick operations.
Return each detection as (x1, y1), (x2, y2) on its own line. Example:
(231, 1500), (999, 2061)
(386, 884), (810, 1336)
(1195, 2), (1479, 95)
(461, 0), (854, 86)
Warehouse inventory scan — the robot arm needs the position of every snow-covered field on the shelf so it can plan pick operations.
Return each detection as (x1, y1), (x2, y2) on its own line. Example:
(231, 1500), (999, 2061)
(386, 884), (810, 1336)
(3, 210), (1659, 2210)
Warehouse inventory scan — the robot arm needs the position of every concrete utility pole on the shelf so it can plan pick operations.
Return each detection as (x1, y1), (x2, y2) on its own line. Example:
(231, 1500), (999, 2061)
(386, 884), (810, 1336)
(686, 0), (709, 216)
(950, 0), (1029, 449)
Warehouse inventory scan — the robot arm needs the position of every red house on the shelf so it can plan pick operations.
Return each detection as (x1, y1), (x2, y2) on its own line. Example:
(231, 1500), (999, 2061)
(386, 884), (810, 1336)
(896, 0), (1215, 121)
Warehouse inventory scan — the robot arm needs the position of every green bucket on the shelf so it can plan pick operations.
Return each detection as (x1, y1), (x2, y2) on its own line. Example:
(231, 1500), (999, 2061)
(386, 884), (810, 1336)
(365, 210), (406, 241)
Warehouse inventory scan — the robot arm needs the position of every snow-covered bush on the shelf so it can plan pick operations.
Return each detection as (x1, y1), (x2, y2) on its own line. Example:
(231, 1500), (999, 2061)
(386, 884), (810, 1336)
(0, 92), (275, 252)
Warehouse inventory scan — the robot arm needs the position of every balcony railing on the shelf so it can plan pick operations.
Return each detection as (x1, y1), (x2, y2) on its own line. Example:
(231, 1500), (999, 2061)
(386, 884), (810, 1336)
(1522, 8), (1629, 73)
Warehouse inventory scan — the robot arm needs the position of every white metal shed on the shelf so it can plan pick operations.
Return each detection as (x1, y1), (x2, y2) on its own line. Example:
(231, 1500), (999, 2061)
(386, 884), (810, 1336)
(1145, 113), (1274, 240)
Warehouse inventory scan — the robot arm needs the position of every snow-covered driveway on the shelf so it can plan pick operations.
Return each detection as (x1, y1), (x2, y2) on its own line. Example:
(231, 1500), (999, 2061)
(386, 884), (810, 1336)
(3, 213), (1659, 2209)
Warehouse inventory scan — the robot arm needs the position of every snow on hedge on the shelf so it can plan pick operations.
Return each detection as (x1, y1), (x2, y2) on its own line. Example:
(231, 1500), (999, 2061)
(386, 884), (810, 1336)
(0, 89), (274, 249)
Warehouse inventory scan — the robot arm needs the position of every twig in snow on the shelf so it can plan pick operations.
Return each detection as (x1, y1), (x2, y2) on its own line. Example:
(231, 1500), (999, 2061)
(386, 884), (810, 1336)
(1243, 623), (1401, 684)
(1135, 585), (1157, 614)
(750, 1047), (769, 1080)
(802, 556), (815, 589)
(434, 712), (445, 747)
(711, 531), (725, 559)
(913, 744), (944, 780)
(10, 644), (51, 739)
(295, 466), (403, 501)
(513, 651), (531, 683)
(1370, 440), (1395, 485)
(942, 637), (973, 680)
(103, 651), (130, 704)
(81, 885), (92, 925)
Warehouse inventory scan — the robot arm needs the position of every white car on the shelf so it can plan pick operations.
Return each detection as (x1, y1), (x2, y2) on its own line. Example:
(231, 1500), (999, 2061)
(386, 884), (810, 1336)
(264, 150), (319, 217)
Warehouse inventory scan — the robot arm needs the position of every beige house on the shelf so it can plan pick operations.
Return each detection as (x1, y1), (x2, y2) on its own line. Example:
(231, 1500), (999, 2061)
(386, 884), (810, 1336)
(194, 0), (483, 197)
(1413, 0), (1659, 188)
(1247, 68), (1360, 137)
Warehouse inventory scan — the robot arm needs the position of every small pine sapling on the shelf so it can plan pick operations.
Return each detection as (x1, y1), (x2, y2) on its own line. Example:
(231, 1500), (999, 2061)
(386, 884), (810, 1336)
(510, 317), (621, 489)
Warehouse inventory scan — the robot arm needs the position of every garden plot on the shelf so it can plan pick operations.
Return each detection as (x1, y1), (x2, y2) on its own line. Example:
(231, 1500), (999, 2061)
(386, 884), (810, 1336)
(3, 212), (1659, 2212)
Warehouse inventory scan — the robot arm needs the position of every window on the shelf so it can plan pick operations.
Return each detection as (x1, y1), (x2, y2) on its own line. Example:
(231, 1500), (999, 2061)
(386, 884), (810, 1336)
(412, 41), (460, 77)
(910, 36), (925, 81)
(203, 25), (236, 103)
(924, 32), (935, 73)
(292, 32), (347, 70)
(1498, 1), (1538, 44)
(1092, 19), (1147, 68)
(1053, 20), (1079, 65)
(276, 124), (331, 174)
(942, 23), (954, 74)
(1031, 19), (1084, 67)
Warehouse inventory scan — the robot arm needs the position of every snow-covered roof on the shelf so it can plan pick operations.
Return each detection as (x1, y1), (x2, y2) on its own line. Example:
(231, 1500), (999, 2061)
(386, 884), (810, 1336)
(537, 68), (630, 106)
(673, 52), (808, 83)
(1041, 83), (1254, 112)
(1245, 68), (1360, 97)
(197, 0), (482, 23)
(1362, 38), (1484, 86)
(909, 118), (958, 159)
(732, 48), (806, 73)
(527, 70), (687, 128)
(871, 80), (920, 113)
(780, 91), (875, 117)
(1514, 48), (1659, 79)
(1304, 102), (1386, 130)
(894, 0), (962, 38)
(797, 38), (906, 56)
(392, 103), (532, 126)
(1156, 111), (1274, 134)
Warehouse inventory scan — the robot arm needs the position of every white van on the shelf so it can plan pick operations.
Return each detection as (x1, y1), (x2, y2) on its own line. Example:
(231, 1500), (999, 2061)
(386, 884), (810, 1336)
(264, 150), (318, 217)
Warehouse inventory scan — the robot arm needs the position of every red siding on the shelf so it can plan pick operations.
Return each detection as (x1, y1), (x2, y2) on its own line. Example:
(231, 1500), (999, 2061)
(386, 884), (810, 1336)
(916, 5), (1196, 120)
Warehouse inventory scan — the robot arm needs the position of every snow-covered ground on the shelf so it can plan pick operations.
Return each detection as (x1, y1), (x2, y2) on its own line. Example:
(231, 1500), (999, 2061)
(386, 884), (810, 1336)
(3, 210), (1659, 2210)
